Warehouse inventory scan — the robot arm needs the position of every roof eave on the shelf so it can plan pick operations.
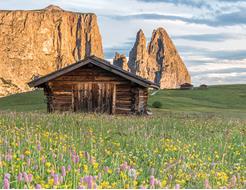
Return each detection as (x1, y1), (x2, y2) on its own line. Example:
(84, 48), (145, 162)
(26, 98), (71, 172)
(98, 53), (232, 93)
(27, 56), (160, 89)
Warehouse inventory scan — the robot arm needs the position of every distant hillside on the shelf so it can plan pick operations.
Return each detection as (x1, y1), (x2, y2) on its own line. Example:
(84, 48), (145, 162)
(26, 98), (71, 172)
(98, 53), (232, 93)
(148, 84), (246, 117)
(0, 84), (246, 117)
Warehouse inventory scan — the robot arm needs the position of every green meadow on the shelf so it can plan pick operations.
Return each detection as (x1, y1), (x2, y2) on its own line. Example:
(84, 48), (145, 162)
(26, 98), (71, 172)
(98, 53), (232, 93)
(0, 85), (245, 188)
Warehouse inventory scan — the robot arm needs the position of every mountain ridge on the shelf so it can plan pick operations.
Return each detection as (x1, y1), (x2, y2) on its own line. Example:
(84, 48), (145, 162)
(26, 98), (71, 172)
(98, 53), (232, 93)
(113, 28), (191, 89)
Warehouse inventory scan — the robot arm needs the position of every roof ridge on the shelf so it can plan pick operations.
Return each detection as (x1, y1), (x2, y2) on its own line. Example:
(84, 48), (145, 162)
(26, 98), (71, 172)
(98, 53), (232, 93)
(28, 56), (159, 89)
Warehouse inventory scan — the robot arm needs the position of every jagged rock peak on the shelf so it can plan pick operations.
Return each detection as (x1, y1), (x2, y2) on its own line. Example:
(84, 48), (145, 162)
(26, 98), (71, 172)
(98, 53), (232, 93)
(113, 52), (129, 71)
(44, 5), (63, 11)
(128, 29), (148, 78)
(136, 29), (145, 38)
(127, 27), (191, 89)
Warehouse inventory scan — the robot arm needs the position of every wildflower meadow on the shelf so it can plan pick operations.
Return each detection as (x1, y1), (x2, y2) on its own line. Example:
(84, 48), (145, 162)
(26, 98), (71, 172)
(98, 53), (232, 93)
(0, 112), (245, 189)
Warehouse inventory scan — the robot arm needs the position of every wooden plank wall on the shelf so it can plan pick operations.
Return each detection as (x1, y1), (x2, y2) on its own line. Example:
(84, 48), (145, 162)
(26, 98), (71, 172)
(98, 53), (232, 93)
(44, 64), (149, 114)
(73, 83), (114, 113)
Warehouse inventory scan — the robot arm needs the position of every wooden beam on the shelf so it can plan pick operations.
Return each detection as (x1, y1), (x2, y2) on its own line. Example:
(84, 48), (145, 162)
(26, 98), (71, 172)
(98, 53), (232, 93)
(112, 84), (116, 114)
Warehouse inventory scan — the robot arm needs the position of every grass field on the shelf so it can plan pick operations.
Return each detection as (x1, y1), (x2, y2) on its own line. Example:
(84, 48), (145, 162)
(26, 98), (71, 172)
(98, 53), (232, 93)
(0, 85), (245, 188)
(0, 84), (246, 118)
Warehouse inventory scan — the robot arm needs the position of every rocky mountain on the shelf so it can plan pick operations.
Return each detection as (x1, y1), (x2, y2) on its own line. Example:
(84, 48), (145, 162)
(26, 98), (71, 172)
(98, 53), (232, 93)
(113, 52), (129, 71)
(113, 28), (191, 89)
(0, 5), (103, 97)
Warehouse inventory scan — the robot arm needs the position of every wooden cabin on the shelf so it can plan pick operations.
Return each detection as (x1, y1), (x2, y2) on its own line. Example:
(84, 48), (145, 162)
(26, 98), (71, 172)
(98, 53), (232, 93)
(199, 84), (208, 89)
(28, 56), (159, 114)
(180, 83), (194, 90)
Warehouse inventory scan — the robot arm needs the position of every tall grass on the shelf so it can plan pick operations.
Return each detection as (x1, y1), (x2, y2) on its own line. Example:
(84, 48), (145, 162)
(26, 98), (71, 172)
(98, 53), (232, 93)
(0, 112), (245, 188)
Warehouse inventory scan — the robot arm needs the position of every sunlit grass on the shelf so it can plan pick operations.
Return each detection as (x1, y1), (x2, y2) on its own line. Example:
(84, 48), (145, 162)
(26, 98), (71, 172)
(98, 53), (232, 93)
(0, 112), (245, 189)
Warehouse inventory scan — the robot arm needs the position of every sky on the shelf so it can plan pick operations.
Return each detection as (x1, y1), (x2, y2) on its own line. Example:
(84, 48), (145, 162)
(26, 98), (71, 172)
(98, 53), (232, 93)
(1, 0), (246, 86)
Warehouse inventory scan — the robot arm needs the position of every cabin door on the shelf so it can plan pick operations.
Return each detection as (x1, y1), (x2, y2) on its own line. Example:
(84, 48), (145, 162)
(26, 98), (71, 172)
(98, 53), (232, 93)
(73, 83), (115, 113)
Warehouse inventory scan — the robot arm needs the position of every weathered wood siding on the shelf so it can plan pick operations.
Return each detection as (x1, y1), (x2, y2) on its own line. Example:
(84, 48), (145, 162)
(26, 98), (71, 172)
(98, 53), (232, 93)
(44, 63), (149, 114)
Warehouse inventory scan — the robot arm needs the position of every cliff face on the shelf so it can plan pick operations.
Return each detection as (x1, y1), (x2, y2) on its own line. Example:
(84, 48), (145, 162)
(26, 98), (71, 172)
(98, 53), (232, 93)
(128, 29), (149, 79)
(147, 28), (191, 88)
(0, 5), (104, 96)
(114, 28), (191, 89)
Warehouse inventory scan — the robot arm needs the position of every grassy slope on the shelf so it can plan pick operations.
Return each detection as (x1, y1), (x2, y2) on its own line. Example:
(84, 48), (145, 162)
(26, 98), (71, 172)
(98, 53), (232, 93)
(0, 90), (46, 112)
(148, 84), (246, 118)
(0, 84), (246, 117)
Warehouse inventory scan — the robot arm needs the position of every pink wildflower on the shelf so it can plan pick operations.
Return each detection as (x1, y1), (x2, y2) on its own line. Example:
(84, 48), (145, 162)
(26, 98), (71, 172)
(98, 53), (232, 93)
(67, 164), (71, 171)
(4, 173), (10, 180)
(37, 143), (41, 151)
(175, 184), (180, 189)
(150, 176), (155, 188)
(61, 166), (66, 177)
(54, 174), (59, 185)
(3, 178), (10, 189)
(87, 175), (93, 189)
(35, 184), (42, 189)
(204, 179), (211, 189)
(17, 173), (23, 182)
(23, 172), (29, 183)
(28, 174), (33, 182)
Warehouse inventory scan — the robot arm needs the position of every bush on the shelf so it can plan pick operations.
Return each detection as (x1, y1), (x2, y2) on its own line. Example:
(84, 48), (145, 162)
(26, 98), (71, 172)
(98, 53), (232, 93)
(152, 101), (162, 108)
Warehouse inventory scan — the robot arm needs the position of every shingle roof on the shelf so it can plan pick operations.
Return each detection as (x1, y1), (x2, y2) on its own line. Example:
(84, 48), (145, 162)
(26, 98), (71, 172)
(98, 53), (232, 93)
(28, 55), (159, 89)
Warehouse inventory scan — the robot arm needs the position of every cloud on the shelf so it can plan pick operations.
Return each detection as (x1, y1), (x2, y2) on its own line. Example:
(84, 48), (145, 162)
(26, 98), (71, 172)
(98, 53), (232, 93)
(173, 33), (241, 42)
(109, 7), (246, 27)
(177, 45), (246, 60)
(137, 0), (245, 9)
(137, 0), (211, 8)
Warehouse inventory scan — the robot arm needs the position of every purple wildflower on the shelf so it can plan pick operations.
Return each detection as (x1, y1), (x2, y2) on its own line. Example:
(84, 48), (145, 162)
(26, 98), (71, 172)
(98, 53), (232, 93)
(72, 154), (79, 164)
(120, 162), (128, 171)
(87, 175), (93, 189)
(150, 176), (155, 188)
(37, 143), (41, 151)
(76, 155), (80, 163)
(61, 166), (66, 177)
(23, 172), (29, 183)
(28, 174), (33, 182)
(3, 178), (10, 189)
(35, 184), (42, 189)
(175, 184), (180, 189)
(4, 173), (11, 180)
(20, 154), (25, 160)
(17, 173), (23, 182)
(54, 174), (59, 185)
(67, 164), (72, 171)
